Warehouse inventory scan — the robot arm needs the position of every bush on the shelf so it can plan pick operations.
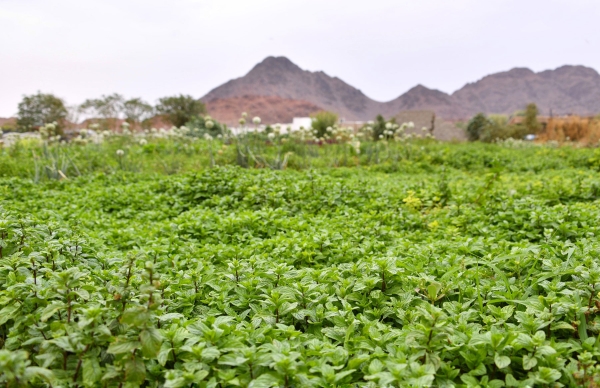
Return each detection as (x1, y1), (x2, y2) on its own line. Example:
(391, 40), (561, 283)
(310, 111), (338, 138)
(185, 115), (226, 138)
(156, 95), (206, 128)
(466, 113), (489, 141)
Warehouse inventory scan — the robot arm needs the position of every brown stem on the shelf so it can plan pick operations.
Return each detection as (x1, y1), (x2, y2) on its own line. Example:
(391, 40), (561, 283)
(73, 344), (90, 383)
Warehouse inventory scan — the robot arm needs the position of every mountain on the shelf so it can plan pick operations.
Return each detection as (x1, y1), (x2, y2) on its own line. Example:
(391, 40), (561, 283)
(453, 65), (600, 116)
(201, 56), (600, 122)
(201, 56), (380, 121)
(383, 85), (469, 119)
(205, 95), (323, 126)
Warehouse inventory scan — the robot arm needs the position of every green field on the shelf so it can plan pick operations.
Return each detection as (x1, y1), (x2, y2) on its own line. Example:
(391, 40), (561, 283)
(2, 137), (600, 387)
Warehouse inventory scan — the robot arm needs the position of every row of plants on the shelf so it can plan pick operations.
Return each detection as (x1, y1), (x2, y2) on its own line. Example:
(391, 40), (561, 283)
(2, 161), (600, 386)
(5, 122), (600, 182)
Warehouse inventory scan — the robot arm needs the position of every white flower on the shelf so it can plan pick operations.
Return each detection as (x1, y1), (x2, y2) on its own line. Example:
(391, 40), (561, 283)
(139, 139), (147, 145)
(252, 117), (261, 125)
(385, 122), (393, 130)
(241, 112), (247, 118)
(422, 126), (429, 132)
(267, 132), (275, 140)
(239, 118), (246, 125)
(116, 149), (125, 156)
(205, 120), (214, 129)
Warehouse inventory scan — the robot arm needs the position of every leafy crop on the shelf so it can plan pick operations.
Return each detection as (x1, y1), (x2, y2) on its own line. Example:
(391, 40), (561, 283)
(2, 142), (600, 387)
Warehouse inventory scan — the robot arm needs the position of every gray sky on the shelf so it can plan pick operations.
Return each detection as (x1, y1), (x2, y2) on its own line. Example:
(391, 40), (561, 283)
(1, 0), (599, 117)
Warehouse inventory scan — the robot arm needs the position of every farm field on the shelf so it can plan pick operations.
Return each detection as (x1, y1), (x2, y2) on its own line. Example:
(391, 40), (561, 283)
(2, 137), (600, 387)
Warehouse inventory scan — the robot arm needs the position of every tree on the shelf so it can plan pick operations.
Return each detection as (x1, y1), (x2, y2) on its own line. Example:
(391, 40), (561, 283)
(466, 113), (490, 141)
(310, 110), (338, 138)
(123, 98), (154, 130)
(523, 103), (541, 134)
(80, 94), (125, 131)
(155, 95), (206, 128)
(16, 92), (68, 133)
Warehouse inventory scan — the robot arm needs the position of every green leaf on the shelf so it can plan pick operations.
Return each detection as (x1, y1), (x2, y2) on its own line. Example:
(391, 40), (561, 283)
(0, 303), (19, 325)
(157, 346), (172, 366)
(158, 312), (184, 321)
(40, 303), (65, 322)
(82, 357), (102, 387)
(125, 357), (146, 384)
(523, 354), (537, 370)
(505, 374), (519, 387)
(494, 353), (511, 369)
(535, 367), (561, 384)
(248, 373), (281, 388)
(52, 336), (75, 352)
(347, 355), (370, 370)
(121, 308), (150, 326)
(24, 366), (54, 384)
(140, 328), (162, 358)
(107, 340), (140, 354)
(334, 369), (356, 382)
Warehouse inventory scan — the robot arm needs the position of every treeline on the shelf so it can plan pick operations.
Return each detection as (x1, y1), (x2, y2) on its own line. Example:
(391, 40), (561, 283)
(5, 92), (208, 133)
(465, 103), (541, 142)
(465, 103), (600, 144)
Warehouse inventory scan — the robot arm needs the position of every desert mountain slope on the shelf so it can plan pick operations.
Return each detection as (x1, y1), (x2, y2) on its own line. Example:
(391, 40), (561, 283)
(202, 57), (600, 122)
(205, 95), (323, 126)
(202, 56), (380, 120)
(453, 65), (600, 116)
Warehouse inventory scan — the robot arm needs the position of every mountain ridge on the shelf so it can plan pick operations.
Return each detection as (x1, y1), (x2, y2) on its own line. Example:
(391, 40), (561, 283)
(202, 57), (600, 122)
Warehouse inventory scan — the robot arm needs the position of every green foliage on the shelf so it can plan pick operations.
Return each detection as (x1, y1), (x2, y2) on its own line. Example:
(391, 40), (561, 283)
(310, 111), (339, 138)
(3, 146), (600, 385)
(156, 95), (206, 128)
(80, 94), (125, 131)
(466, 113), (489, 141)
(524, 103), (542, 134)
(368, 114), (397, 141)
(16, 92), (68, 133)
(123, 98), (154, 128)
(185, 115), (226, 138)
(468, 105), (542, 143)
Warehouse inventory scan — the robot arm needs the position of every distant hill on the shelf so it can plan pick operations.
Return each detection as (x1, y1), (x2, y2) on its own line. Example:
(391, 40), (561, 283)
(201, 56), (600, 122)
(453, 65), (600, 116)
(205, 95), (323, 126)
(202, 56), (379, 121)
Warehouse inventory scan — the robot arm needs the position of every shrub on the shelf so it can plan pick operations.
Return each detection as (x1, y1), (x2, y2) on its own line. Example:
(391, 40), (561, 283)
(466, 113), (489, 141)
(156, 95), (206, 128)
(310, 110), (338, 138)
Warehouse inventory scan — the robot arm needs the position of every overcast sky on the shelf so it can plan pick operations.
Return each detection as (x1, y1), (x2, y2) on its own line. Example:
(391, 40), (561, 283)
(1, 0), (599, 117)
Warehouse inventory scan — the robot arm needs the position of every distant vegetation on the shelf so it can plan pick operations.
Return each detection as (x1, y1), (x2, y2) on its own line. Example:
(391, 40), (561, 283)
(11, 92), (207, 133)
(310, 111), (339, 138)
(466, 103), (541, 142)
(155, 95), (207, 128)
(16, 92), (68, 134)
